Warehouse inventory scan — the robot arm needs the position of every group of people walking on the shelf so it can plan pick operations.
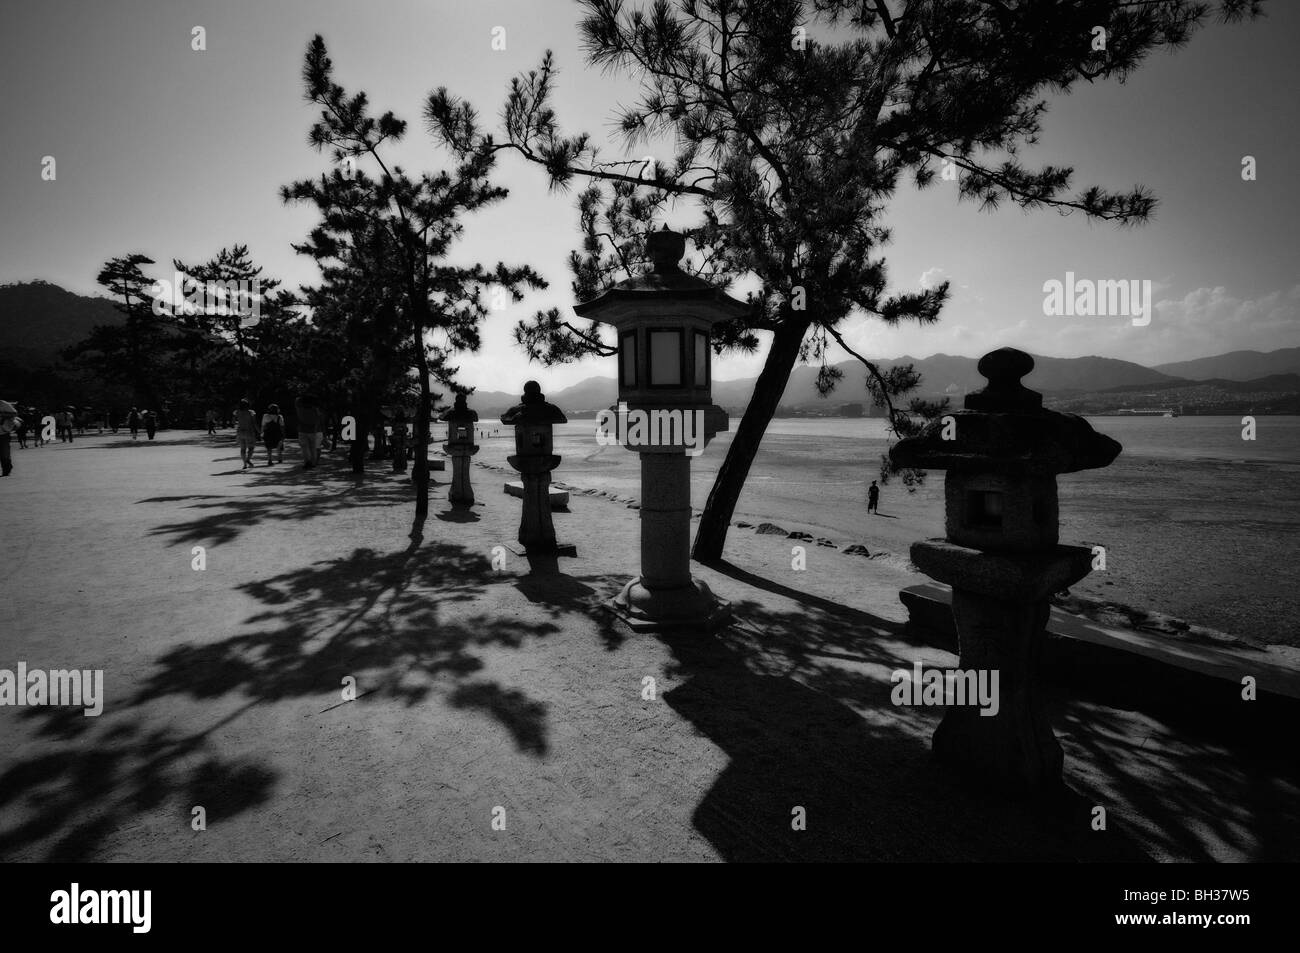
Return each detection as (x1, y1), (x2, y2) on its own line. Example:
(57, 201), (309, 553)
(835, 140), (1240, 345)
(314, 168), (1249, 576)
(123, 408), (158, 440)
(232, 395), (327, 470)
(0, 401), (170, 477)
(1, 394), (432, 480)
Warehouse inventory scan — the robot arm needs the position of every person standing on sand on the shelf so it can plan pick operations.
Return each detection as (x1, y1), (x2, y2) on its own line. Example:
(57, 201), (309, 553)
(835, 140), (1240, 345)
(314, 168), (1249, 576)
(233, 398), (260, 469)
(0, 404), (21, 476)
(261, 403), (285, 465)
(868, 480), (880, 515)
(294, 393), (323, 470)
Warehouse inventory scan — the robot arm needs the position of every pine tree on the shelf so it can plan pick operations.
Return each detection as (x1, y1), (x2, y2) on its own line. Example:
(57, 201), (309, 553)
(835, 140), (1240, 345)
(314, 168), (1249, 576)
(428, 0), (1262, 561)
(283, 35), (546, 519)
(69, 254), (174, 410)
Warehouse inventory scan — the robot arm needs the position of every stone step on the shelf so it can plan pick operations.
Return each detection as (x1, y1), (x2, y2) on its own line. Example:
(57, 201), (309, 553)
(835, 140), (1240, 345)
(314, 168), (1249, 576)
(503, 480), (569, 509)
(900, 583), (1300, 705)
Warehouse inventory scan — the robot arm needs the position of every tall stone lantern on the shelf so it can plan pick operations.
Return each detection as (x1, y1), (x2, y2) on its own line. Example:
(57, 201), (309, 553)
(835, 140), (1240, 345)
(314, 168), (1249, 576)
(572, 226), (749, 630)
(501, 381), (571, 555)
(439, 393), (479, 506)
(889, 347), (1121, 793)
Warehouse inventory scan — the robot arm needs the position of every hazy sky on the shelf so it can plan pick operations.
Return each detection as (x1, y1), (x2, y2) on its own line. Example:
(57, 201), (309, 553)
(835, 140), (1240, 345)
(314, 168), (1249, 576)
(3, 0), (1297, 392)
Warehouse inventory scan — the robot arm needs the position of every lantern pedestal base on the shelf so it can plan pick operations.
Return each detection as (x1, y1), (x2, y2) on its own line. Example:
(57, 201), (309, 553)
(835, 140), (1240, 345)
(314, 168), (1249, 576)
(930, 592), (1065, 795)
(608, 576), (731, 632)
(909, 540), (1088, 796)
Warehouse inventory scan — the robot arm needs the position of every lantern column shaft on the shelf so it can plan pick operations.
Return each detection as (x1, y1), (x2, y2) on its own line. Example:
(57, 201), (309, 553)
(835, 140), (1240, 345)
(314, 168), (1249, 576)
(638, 452), (692, 591)
(517, 469), (558, 551)
(933, 591), (1063, 790)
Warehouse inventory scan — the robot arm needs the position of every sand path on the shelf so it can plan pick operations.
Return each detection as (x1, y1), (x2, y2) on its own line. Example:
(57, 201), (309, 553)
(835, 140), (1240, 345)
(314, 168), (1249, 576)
(0, 432), (1294, 861)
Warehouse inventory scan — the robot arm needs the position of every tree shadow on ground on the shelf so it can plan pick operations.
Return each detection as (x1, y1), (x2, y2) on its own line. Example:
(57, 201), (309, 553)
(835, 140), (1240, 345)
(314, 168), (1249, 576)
(0, 710), (275, 862)
(0, 478), (564, 861)
(144, 471), (417, 546)
(657, 582), (1152, 862)
(127, 539), (560, 738)
(67, 434), (215, 450)
(682, 559), (1293, 861)
(513, 553), (628, 650)
(1055, 698), (1300, 862)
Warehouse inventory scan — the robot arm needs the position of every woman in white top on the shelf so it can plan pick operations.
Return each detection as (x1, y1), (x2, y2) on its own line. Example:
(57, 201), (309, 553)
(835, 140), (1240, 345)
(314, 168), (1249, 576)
(261, 403), (286, 465)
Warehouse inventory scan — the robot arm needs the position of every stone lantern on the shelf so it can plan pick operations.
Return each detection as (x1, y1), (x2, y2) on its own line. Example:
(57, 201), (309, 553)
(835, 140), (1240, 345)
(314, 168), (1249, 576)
(500, 381), (572, 555)
(889, 347), (1121, 793)
(439, 393), (479, 507)
(572, 226), (749, 630)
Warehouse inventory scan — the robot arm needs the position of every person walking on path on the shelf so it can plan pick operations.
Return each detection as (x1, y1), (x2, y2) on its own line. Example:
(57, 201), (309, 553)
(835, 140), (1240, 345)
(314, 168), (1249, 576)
(0, 403), (21, 476)
(127, 407), (141, 440)
(233, 398), (260, 469)
(143, 409), (158, 440)
(294, 393), (323, 470)
(867, 480), (880, 515)
(205, 408), (217, 435)
(389, 410), (409, 473)
(15, 412), (28, 449)
(261, 404), (286, 466)
(55, 407), (72, 443)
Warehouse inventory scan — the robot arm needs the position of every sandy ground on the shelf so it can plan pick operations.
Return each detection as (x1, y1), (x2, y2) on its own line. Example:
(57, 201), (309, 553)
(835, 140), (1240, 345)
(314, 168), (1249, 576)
(0, 431), (1295, 862)
(502, 419), (1300, 652)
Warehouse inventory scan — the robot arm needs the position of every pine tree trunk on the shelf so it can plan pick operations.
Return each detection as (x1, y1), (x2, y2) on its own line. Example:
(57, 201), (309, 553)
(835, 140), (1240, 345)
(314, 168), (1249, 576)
(692, 316), (811, 562)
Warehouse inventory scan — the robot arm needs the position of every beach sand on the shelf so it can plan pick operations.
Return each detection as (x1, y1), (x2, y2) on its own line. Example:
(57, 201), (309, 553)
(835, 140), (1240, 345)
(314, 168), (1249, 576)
(473, 418), (1300, 656)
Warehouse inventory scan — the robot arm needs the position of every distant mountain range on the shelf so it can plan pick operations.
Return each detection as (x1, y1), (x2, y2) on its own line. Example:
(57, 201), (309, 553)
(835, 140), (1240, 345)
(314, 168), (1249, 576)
(1152, 348), (1300, 381)
(0, 280), (122, 365)
(479, 350), (1300, 417)
(2, 280), (1296, 415)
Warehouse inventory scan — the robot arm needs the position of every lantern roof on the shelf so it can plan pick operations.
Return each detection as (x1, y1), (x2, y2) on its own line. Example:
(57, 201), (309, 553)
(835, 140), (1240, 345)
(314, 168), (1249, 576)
(438, 392), (479, 424)
(572, 226), (750, 326)
(889, 348), (1122, 476)
(500, 380), (567, 426)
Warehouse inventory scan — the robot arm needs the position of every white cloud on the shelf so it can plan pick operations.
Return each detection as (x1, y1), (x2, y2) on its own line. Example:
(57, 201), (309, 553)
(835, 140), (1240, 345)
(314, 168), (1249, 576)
(816, 282), (1300, 369)
(918, 266), (949, 290)
(1024, 283), (1300, 363)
